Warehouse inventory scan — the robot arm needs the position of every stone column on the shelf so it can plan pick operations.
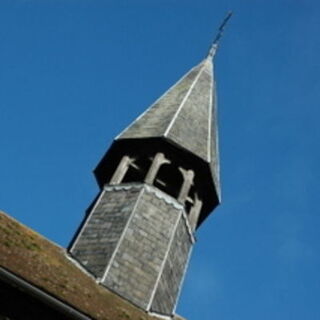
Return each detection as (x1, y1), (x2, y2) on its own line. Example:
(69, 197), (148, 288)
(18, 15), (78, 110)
(144, 152), (170, 185)
(189, 194), (203, 231)
(178, 168), (194, 203)
(110, 155), (134, 185)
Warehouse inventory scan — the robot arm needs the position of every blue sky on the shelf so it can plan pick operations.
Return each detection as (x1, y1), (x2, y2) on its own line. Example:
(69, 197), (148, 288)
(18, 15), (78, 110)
(1, 1), (320, 319)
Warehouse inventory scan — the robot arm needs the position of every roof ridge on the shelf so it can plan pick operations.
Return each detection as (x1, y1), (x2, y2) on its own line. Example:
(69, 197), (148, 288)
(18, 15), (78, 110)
(163, 60), (208, 137)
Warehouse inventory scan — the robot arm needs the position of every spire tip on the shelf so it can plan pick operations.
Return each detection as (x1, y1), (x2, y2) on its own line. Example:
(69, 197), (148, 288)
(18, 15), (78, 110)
(207, 11), (233, 59)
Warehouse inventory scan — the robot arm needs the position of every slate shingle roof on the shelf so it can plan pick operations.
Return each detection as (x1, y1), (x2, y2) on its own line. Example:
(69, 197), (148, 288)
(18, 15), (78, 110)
(117, 58), (220, 201)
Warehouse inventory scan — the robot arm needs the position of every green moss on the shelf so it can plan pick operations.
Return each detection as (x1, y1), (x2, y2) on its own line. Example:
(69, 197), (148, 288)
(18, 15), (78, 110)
(3, 240), (11, 248)
(24, 241), (41, 251)
(59, 283), (67, 289)
(118, 308), (131, 319)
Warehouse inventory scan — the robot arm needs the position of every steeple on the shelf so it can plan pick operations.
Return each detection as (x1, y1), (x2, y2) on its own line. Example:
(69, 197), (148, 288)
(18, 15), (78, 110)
(94, 12), (232, 228)
(109, 57), (219, 227)
(69, 14), (231, 318)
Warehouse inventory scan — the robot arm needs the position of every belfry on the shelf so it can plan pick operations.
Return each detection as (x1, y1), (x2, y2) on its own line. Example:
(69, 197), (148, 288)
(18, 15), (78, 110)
(69, 13), (231, 317)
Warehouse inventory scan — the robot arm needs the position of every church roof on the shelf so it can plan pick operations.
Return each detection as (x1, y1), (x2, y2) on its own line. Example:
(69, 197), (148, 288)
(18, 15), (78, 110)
(0, 210), (179, 320)
(117, 57), (220, 201)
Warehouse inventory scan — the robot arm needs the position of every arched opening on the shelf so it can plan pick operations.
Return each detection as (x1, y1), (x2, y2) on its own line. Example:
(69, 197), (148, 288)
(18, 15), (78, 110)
(154, 163), (183, 199)
(122, 156), (151, 183)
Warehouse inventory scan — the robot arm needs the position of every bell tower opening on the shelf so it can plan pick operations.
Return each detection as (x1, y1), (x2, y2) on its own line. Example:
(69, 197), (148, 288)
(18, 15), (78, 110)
(121, 156), (151, 184)
(154, 163), (183, 199)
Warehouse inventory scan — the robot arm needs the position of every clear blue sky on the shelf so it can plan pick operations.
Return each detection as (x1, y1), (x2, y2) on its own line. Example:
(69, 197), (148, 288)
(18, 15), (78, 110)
(1, 1), (319, 319)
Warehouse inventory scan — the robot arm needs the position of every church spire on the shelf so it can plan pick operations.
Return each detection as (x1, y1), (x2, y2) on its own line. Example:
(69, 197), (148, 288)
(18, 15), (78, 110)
(106, 15), (233, 226)
(96, 57), (219, 227)
(70, 16), (231, 317)
(207, 11), (233, 59)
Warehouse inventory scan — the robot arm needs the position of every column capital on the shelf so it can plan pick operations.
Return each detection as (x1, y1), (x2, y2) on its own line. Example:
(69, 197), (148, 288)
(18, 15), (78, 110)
(110, 155), (135, 185)
(145, 152), (171, 185)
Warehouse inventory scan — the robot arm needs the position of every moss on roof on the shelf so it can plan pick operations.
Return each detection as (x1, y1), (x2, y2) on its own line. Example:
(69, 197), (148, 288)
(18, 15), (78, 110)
(0, 211), (182, 320)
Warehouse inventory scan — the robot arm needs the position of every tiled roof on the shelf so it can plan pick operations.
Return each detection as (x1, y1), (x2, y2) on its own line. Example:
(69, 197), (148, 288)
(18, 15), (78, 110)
(0, 210), (179, 320)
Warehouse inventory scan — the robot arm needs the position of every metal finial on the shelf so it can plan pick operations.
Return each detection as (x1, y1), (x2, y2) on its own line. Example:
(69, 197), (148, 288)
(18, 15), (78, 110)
(207, 11), (233, 59)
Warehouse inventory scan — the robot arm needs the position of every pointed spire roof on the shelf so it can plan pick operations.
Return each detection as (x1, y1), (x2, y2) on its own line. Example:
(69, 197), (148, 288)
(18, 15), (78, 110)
(90, 14), (233, 226)
(117, 58), (212, 158)
(116, 13), (232, 203)
(116, 57), (220, 199)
